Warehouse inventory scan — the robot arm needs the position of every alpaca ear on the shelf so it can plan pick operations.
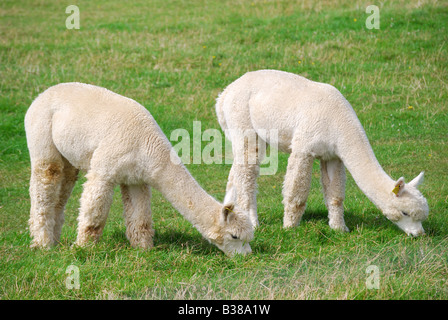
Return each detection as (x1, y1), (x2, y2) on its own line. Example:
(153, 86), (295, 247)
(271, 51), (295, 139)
(392, 177), (405, 197)
(408, 171), (424, 188)
(221, 203), (235, 224)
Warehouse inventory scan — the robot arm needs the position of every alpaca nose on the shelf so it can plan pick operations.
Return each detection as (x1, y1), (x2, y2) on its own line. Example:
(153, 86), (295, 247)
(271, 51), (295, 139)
(408, 225), (426, 237)
(224, 243), (252, 257)
(235, 243), (252, 256)
(410, 228), (426, 237)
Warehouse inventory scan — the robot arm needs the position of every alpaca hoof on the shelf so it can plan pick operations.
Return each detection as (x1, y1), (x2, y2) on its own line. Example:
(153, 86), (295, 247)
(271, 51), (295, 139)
(127, 229), (155, 249)
(30, 242), (51, 250)
(74, 237), (97, 248)
(283, 220), (299, 229)
(283, 208), (304, 228)
(129, 240), (154, 249)
(30, 238), (55, 249)
(329, 223), (349, 232)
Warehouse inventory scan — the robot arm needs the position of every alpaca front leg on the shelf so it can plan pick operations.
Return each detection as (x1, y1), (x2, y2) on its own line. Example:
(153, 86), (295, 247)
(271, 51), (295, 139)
(120, 184), (154, 249)
(232, 163), (260, 227)
(282, 152), (313, 228)
(320, 158), (348, 232)
(28, 161), (63, 248)
(75, 173), (114, 246)
(230, 132), (265, 227)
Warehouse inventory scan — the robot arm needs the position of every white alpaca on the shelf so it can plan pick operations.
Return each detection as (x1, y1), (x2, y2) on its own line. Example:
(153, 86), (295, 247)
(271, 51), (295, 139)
(216, 69), (429, 236)
(25, 82), (253, 256)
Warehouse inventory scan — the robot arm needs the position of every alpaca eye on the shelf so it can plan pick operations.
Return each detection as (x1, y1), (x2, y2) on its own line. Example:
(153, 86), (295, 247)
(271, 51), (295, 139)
(231, 234), (238, 239)
(402, 211), (409, 216)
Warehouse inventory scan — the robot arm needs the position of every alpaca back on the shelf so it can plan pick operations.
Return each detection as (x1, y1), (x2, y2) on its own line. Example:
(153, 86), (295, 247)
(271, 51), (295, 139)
(216, 69), (359, 156)
(25, 83), (172, 180)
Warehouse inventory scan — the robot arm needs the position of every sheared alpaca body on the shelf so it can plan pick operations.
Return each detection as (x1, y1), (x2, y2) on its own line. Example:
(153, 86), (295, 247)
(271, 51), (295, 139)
(216, 70), (428, 236)
(25, 83), (253, 256)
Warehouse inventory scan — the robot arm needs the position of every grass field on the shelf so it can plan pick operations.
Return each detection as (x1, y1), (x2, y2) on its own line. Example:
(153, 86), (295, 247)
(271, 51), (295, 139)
(1, 0), (447, 300)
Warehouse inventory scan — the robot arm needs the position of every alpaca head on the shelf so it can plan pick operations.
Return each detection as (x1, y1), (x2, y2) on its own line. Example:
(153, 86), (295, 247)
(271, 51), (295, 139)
(207, 203), (254, 257)
(382, 172), (429, 236)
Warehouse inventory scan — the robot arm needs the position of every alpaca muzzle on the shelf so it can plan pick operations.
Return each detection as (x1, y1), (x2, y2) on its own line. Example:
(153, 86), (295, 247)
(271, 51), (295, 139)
(394, 216), (426, 237)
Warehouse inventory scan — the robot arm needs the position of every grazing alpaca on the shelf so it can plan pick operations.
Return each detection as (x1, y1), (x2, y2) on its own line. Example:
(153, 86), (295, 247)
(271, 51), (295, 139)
(25, 83), (253, 256)
(216, 69), (429, 236)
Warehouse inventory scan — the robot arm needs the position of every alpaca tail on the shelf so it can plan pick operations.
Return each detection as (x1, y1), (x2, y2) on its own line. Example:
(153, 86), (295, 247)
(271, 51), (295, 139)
(25, 87), (61, 165)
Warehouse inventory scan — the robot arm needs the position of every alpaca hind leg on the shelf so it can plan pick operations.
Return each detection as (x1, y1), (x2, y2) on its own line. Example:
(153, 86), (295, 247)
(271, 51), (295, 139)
(29, 160), (64, 248)
(120, 184), (154, 249)
(320, 158), (348, 232)
(75, 172), (114, 246)
(53, 158), (79, 244)
(282, 151), (314, 228)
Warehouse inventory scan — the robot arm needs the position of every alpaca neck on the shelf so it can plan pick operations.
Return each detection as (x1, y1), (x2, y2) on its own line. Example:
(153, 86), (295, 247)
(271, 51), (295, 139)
(148, 154), (220, 235)
(337, 111), (394, 211)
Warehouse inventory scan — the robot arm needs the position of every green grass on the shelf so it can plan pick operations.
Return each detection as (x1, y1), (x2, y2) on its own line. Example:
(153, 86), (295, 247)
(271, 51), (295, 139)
(1, 0), (447, 299)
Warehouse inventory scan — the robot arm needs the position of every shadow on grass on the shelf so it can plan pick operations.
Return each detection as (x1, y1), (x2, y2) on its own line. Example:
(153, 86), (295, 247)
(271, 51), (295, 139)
(302, 208), (406, 235)
(261, 207), (382, 231)
(109, 228), (219, 256)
